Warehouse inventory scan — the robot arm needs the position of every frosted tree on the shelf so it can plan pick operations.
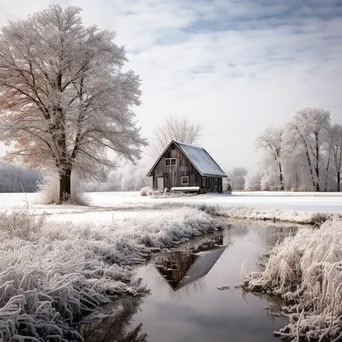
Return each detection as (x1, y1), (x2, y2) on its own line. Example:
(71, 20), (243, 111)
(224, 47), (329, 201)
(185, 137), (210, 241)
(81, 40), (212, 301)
(150, 115), (202, 157)
(0, 5), (147, 202)
(256, 127), (285, 190)
(244, 172), (262, 191)
(330, 123), (342, 191)
(285, 108), (331, 191)
(226, 167), (247, 190)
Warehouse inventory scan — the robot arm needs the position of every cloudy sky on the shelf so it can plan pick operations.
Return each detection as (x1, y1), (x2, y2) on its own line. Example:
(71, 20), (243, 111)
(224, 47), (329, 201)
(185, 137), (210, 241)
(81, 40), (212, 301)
(0, 0), (341, 171)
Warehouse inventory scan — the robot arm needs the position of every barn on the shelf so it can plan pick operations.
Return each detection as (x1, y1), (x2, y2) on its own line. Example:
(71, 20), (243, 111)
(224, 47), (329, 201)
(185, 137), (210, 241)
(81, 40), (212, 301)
(146, 140), (227, 193)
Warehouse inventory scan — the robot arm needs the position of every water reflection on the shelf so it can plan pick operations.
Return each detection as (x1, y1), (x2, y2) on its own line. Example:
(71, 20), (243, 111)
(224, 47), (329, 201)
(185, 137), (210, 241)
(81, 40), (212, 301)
(258, 225), (297, 248)
(78, 223), (300, 342)
(80, 297), (147, 342)
(154, 234), (226, 291)
(132, 223), (299, 342)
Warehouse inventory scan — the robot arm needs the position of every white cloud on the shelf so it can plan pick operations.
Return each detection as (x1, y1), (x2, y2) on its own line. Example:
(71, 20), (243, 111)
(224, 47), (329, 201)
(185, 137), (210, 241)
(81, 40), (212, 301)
(0, 0), (341, 171)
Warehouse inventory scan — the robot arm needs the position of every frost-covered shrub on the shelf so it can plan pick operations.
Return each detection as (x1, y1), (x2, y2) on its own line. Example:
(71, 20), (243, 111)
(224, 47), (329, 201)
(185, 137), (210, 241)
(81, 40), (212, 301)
(139, 186), (153, 196)
(198, 204), (220, 216)
(37, 173), (60, 204)
(242, 218), (342, 341)
(0, 211), (45, 240)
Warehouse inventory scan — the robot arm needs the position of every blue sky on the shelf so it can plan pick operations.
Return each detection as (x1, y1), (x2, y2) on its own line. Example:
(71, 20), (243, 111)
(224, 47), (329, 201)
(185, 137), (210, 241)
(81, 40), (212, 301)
(0, 0), (341, 170)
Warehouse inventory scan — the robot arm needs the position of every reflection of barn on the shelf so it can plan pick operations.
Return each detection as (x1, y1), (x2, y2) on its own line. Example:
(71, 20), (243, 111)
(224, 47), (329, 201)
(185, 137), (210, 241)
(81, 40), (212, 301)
(154, 235), (225, 291)
(146, 140), (227, 193)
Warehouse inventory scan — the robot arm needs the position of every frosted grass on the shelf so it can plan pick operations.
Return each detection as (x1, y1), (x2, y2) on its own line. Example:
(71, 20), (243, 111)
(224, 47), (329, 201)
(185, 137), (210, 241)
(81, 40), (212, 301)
(242, 218), (342, 341)
(0, 207), (225, 341)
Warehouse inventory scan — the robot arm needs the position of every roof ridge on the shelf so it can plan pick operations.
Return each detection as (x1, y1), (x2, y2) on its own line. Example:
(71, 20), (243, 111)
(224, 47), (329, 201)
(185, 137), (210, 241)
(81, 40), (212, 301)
(174, 140), (203, 148)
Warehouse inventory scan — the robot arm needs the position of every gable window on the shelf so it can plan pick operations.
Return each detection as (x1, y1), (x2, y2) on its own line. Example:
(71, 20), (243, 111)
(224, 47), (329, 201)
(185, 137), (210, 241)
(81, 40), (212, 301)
(165, 158), (176, 166)
(181, 176), (189, 185)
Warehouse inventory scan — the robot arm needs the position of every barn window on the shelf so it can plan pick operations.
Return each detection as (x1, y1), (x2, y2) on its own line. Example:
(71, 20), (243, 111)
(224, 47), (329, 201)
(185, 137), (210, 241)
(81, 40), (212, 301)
(181, 176), (189, 185)
(165, 158), (176, 166)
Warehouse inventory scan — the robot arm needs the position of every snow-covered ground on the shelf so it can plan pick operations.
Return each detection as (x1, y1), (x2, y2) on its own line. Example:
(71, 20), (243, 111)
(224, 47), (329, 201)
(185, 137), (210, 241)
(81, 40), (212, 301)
(88, 191), (342, 213)
(0, 191), (340, 224)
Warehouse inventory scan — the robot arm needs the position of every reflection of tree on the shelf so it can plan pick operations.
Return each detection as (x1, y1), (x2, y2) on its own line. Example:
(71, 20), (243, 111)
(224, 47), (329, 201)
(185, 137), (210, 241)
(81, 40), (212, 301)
(255, 225), (298, 271)
(80, 296), (147, 342)
(259, 225), (298, 250)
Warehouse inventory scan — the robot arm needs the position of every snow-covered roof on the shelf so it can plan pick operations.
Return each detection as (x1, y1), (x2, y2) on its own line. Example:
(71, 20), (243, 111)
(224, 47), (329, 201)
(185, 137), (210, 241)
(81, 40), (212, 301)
(147, 140), (227, 177)
(175, 141), (227, 177)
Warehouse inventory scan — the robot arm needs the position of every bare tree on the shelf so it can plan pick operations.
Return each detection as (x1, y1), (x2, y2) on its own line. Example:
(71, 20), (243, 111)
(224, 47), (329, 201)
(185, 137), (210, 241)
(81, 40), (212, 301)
(0, 6), (147, 202)
(150, 116), (201, 157)
(285, 108), (331, 192)
(256, 127), (285, 191)
(330, 124), (342, 191)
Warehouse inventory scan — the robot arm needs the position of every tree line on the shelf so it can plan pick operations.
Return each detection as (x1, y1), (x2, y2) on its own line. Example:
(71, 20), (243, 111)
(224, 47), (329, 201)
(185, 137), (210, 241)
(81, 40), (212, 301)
(0, 163), (40, 192)
(246, 108), (342, 192)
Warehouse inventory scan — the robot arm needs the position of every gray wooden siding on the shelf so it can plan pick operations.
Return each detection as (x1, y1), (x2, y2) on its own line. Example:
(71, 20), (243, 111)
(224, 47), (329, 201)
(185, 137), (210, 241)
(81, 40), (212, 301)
(151, 143), (223, 193)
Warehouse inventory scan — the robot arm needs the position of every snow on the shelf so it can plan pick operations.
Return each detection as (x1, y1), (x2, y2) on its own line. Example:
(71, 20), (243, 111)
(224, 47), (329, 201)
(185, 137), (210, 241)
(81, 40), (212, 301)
(0, 191), (341, 225)
(171, 186), (199, 192)
(241, 218), (342, 341)
(176, 141), (227, 177)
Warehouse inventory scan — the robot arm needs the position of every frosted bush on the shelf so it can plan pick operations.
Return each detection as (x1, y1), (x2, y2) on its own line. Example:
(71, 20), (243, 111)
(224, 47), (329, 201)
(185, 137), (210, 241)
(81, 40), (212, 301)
(37, 173), (91, 205)
(37, 173), (60, 204)
(0, 211), (45, 240)
(0, 207), (225, 341)
(242, 218), (342, 341)
(139, 186), (153, 196)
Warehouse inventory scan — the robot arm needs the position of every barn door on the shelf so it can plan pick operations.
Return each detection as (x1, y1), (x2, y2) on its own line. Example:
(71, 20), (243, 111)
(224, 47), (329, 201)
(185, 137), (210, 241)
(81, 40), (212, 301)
(157, 177), (164, 191)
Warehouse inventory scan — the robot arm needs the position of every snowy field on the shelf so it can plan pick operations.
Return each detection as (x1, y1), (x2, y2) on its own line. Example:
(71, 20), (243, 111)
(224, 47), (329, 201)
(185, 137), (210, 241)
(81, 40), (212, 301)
(0, 191), (341, 225)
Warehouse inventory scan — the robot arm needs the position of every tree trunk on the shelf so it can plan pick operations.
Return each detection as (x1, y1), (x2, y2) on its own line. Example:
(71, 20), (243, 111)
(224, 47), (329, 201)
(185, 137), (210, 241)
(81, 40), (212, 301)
(324, 158), (330, 192)
(278, 162), (284, 191)
(338, 172), (341, 192)
(59, 168), (71, 203)
(302, 139), (316, 190)
(315, 133), (320, 192)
